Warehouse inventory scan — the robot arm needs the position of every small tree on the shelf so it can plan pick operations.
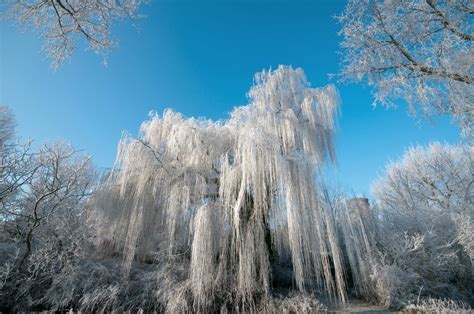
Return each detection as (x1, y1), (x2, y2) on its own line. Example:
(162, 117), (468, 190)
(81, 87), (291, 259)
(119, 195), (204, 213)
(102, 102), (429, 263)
(338, 0), (473, 136)
(15, 142), (94, 266)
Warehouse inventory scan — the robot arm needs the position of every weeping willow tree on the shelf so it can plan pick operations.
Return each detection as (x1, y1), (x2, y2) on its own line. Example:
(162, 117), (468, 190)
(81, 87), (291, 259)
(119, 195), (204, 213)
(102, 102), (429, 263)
(93, 66), (358, 311)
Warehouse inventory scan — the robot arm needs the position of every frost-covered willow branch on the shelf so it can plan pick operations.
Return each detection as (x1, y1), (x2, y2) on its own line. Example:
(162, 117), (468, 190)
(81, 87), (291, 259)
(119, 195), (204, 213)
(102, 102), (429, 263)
(337, 0), (473, 137)
(2, 0), (144, 69)
(92, 66), (355, 311)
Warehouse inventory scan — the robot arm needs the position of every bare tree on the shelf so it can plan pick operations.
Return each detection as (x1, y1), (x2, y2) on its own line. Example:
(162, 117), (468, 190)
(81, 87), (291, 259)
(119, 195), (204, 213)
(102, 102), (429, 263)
(0, 107), (96, 310)
(338, 0), (473, 136)
(0, 107), (15, 150)
(373, 143), (473, 218)
(16, 142), (94, 266)
(0, 107), (94, 267)
(0, 107), (37, 223)
(2, 0), (145, 69)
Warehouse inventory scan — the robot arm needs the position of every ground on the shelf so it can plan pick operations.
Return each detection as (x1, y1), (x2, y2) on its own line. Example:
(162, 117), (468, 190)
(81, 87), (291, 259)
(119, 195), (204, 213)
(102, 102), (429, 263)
(329, 299), (392, 313)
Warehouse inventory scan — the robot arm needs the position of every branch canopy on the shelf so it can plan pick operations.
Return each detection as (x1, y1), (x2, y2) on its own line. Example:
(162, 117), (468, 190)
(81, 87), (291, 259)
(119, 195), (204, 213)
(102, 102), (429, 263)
(338, 0), (474, 136)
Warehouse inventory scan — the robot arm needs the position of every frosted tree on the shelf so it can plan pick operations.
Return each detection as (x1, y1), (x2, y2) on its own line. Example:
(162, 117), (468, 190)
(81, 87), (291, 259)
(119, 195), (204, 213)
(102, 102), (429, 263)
(0, 106), (15, 150)
(0, 107), (96, 310)
(0, 139), (94, 267)
(0, 106), (37, 223)
(372, 143), (473, 304)
(2, 0), (144, 69)
(15, 143), (94, 266)
(338, 0), (473, 136)
(93, 66), (358, 311)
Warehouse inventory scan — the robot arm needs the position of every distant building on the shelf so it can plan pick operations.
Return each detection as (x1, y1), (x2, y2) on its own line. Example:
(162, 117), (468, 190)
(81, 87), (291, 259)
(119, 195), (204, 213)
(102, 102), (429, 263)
(346, 197), (370, 216)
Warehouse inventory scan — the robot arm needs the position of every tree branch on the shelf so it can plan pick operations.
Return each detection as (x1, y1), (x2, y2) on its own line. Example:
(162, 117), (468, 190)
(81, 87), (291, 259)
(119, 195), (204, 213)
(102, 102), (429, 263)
(374, 2), (473, 85)
(426, 0), (474, 41)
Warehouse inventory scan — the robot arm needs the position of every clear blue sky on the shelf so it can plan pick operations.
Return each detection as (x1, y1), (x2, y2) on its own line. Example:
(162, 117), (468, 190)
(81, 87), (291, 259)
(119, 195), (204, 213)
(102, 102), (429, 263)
(0, 0), (460, 197)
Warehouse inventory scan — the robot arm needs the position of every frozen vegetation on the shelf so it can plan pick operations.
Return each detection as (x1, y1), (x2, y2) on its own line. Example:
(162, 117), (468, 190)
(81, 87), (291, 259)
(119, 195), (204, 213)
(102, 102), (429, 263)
(2, 0), (144, 69)
(0, 66), (472, 312)
(338, 0), (473, 136)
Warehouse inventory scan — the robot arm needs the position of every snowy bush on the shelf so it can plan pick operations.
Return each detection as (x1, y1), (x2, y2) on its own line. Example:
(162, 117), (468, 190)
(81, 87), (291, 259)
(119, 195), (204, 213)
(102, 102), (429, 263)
(404, 297), (471, 313)
(260, 292), (328, 313)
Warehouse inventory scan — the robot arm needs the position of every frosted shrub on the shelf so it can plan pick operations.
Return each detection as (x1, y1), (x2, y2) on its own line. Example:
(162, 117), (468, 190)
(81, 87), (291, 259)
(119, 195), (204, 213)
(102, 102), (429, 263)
(260, 292), (328, 313)
(404, 297), (471, 313)
(369, 261), (421, 308)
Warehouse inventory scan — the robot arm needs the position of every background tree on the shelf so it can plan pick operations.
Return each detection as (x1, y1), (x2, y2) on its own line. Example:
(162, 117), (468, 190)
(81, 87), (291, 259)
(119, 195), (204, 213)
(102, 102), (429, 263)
(0, 107), (15, 149)
(0, 107), (37, 223)
(0, 106), (95, 310)
(2, 0), (145, 69)
(371, 142), (473, 305)
(338, 0), (473, 136)
(15, 142), (94, 266)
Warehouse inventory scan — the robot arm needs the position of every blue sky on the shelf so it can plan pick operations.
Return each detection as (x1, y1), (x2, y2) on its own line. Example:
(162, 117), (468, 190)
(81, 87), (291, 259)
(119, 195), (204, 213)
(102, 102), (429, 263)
(0, 0), (460, 197)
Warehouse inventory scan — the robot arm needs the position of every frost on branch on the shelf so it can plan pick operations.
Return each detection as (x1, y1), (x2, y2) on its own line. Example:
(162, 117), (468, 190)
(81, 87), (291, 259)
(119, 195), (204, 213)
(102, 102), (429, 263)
(2, 0), (144, 69)
(338, 0), (474, 136)
(92, 66), (352, 310)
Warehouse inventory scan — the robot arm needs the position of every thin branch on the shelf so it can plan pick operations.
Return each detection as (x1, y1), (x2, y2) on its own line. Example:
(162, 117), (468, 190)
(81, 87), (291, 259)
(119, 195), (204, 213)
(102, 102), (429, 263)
(374, 3), (473, 85)
(426, 0), (474, 41)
